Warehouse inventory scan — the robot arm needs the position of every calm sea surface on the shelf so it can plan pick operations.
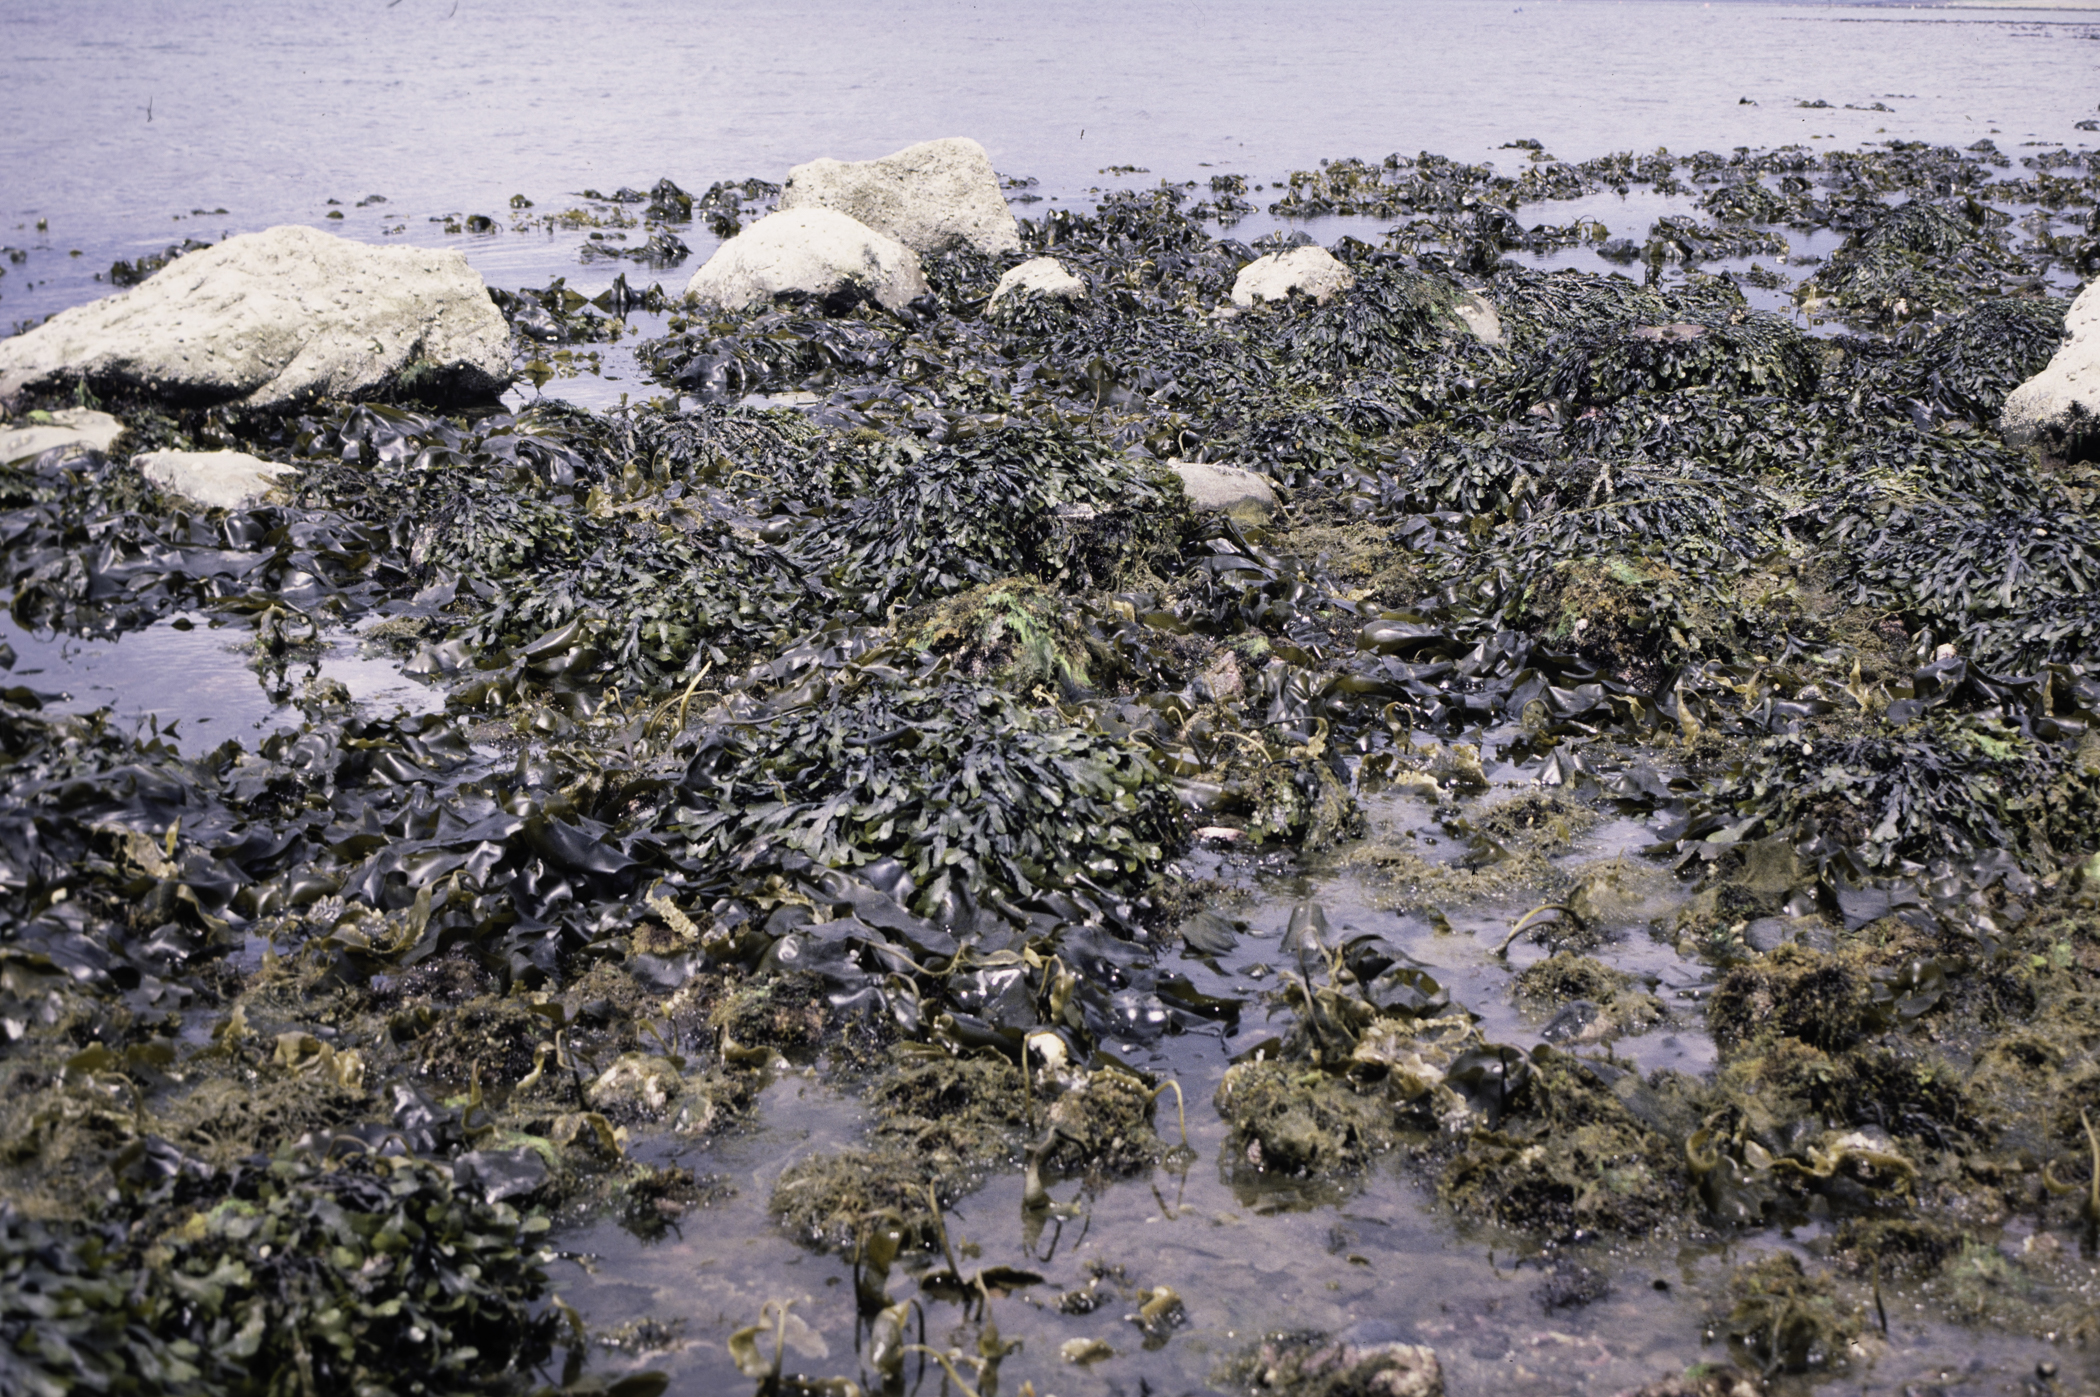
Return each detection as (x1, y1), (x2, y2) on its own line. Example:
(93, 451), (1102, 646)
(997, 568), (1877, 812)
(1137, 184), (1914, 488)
(3, 0), (2098, 330)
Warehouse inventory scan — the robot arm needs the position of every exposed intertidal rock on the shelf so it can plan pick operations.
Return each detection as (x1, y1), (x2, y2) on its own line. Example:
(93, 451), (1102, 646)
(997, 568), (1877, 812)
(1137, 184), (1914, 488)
(778, 136), (1022, 256)
(683, 207), (930, 313)
(988, 255), (1087, 311)
(0, 408), (123, 463)
(1169, 459), (1278, 517)
(1231, 245), (1355, 307)
(2003, 275), (2097, 460)
(0, 225), (511, 408)
(133, 448), (297, 509)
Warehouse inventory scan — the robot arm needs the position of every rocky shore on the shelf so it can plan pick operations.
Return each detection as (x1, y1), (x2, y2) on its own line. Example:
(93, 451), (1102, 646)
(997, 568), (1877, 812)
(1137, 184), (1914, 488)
(2, 133), (2100, 1396)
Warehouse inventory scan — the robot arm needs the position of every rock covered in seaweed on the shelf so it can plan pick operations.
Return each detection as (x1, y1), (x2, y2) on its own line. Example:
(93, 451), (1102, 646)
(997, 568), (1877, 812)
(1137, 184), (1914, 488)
(0, 225), (512, 408)
(777, 136), (1022, 256)
(988, 256), (1086, 311)
(133, 448), (297, 509)
(2002, 276), (2097, 459)
(683, 207), (930, 313)
(1232, 245), (1355, 307)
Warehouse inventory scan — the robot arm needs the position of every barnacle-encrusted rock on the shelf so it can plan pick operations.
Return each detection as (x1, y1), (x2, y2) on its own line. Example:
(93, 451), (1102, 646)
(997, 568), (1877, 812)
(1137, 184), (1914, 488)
(1218, 1329), (1445, 1397)
(988, 256), (1086, 311)
(0, 408), (123, 463)
(1450, 291), (1504, 346)
(684, 208), (930, 313)
(1169, 459), (1277, 516)
(0, 226), (512, 408)
(2002, 276), (2098, 458)
(133, 449), (297, 509)
(1231, 245), (1355, 307)
(584, 1054), (684, 1122)
(777, 136), (1022, 256)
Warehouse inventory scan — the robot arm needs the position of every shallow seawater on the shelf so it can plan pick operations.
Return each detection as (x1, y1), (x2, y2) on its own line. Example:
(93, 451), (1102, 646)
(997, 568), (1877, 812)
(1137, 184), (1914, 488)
(0, 610), (443, 754)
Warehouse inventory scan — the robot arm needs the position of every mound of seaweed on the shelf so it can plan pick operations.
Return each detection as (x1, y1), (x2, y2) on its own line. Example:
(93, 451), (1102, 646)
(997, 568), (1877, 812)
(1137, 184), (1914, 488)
(0, 1152), (556, 1397)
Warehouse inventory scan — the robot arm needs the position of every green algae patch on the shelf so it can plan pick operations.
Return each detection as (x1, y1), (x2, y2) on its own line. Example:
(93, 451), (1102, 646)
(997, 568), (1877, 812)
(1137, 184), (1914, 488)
(1513, 556), (1700, 688)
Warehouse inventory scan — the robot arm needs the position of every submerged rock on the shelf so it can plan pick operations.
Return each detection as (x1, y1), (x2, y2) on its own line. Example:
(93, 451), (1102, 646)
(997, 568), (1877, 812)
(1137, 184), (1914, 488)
(133, 449), (296, 509)
(2002, 276), (2097, 458)
(0, 226), (511, 409)
(1231, 246), (1355, 308)
(987, 256), (1086, 311)
(0, 408), (123, 463)
(684, 208), (930, 314)
(1216, 1330), (1444, 1397)
(777, 136), (1022, 256)
(1169, 459), (1277, 516)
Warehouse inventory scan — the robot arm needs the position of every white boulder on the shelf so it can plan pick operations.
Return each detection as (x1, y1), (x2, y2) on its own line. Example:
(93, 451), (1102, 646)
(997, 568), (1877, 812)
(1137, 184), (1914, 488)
(987, 257), (1086, 311)
(685, 208), (930, 314)
(0, 408), (125, 463)
(0, 226), (510, 409)
(134, 449), (297, 510)
(1451, 291), (1504, 347)
(1231, 246), (1355, 308)
(1170, 460), (1277, 516)
(778, 137), (1022, 257)
(2004, 278), (2098, 456)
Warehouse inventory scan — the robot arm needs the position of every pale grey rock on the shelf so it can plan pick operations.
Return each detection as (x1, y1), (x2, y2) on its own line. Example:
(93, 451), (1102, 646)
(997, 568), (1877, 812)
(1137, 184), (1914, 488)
(778, 137), (1021, 256)
(0, 226), (511, 409)
(134, 449), (297, 510)
(0, 408), (125, 463)
(1230, 246), (1355, 308)
(1452, 291), (1504, 347)
(1169, 460), (1277, 516)
(988, 257), (1086, 311)
(685, 209), (929, 314)
(584, 1054), (684, 1119)
(2003, 277), (2098, 456)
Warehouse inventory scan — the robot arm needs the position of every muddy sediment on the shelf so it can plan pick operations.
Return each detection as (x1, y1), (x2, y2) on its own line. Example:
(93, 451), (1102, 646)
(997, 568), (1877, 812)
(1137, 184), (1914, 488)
(2, 138), (2100, 1394)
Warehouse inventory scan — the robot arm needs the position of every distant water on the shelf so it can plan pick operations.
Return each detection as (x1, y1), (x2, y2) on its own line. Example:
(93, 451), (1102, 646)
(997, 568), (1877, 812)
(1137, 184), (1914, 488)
(3, 0), (2097, 340)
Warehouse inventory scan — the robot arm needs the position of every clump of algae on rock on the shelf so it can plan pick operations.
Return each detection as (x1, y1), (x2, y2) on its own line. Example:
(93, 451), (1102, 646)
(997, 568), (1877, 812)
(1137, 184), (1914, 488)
(769, 1048), (1030, 1253)
(1214, 1060), (1400, 1178)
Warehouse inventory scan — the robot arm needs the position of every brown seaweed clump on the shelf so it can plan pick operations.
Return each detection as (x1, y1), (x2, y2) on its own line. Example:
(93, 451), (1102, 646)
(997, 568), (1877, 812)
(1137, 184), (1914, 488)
(1718, 1252), (1862, 1375)
(769, 1049), (1029, 1253)
(1514, 951), (1665, 1044)
(1038, 1066), (1165, 1181)
(1707, 943), (1874, 1054)
(1214, 1060), (1401, 1179)
(1434, 1048), (1691, 1242)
